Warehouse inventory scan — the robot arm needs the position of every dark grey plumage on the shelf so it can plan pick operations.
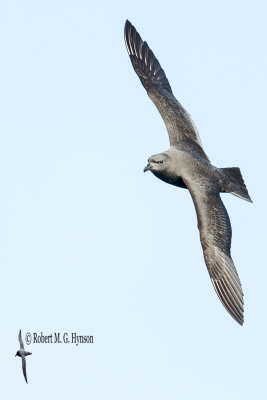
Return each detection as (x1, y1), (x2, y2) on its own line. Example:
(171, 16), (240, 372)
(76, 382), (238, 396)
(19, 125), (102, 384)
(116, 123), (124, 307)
(124, 20), (252, 325)
(15, 330), (32, 383)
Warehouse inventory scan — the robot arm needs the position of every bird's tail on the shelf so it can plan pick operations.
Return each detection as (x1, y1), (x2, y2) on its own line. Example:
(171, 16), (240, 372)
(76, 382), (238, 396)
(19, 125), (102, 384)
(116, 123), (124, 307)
(221, 167), (252, 202)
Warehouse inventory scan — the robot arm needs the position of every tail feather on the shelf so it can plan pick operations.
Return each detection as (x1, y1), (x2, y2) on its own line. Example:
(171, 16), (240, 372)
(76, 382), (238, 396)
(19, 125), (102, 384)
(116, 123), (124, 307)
(221, 167), (252, 203)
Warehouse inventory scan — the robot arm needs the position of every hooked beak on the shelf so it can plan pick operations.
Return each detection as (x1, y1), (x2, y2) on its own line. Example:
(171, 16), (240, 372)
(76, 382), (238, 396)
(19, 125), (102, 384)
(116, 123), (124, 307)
(144, 163), (151, 173)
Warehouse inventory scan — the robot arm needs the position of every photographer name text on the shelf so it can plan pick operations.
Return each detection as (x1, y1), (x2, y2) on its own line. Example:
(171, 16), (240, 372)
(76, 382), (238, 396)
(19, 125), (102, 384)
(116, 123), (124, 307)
(25, 332), (94, 346)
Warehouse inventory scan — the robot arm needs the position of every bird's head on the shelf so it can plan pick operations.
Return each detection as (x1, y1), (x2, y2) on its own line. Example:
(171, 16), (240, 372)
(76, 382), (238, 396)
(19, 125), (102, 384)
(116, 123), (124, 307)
(144, 153), (170, 175)
(15, 351), (19, 357)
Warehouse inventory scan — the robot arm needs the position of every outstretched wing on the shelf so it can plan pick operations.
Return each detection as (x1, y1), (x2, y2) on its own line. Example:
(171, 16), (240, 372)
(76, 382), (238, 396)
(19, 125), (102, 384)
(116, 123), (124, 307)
(184, 178), (244, 325)
(124, 20), (208, 160)
(18, 329), (24, 349)
(22, 356), (28, 383)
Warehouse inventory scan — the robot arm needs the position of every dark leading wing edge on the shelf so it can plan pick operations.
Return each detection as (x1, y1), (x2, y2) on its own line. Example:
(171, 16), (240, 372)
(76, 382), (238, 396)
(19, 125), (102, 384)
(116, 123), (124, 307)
(18, 329), (24, 349)
(184, 179), (244, 325)
(124, 20), (208, 159)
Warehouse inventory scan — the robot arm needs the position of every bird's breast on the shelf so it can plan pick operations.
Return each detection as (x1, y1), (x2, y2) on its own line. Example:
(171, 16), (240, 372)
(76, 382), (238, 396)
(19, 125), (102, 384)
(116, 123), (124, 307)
(152, 169), (187, 188)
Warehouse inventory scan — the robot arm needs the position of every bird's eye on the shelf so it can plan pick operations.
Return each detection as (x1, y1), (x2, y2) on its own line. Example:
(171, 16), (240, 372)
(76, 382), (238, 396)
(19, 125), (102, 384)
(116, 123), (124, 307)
(159, 160), (164, 164)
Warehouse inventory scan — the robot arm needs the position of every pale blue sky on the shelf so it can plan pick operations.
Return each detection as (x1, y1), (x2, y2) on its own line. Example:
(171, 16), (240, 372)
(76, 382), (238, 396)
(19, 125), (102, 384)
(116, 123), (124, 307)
(1, 1), (266, 399)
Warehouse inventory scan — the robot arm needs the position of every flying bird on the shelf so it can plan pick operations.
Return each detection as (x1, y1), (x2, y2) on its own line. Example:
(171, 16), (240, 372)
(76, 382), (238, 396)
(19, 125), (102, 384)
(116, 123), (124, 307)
(15, 330), (32, 383)
(124, 20), (252, 325)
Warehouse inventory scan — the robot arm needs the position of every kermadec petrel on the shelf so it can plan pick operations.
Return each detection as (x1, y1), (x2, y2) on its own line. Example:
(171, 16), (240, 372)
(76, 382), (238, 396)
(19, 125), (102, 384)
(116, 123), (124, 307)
(124, 20), (252, 325)
(15, 330), (32, 383)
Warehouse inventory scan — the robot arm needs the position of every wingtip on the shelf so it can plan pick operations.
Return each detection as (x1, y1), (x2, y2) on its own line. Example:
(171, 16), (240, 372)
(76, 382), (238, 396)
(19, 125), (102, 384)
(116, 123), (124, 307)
(235, 313), (244, 326)
(124, 20), (133, 55)
(212, 274), (244, 327)
(124, 19), (132, 35)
